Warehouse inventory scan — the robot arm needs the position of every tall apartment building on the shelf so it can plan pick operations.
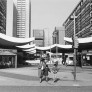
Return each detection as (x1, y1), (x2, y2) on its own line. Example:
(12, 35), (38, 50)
(6, 0), (31, 38)
(33, 29), (44, 47)
(63, 0), (92, 38)
(0, 0), (6, 34)
(52, 27), (65, 45)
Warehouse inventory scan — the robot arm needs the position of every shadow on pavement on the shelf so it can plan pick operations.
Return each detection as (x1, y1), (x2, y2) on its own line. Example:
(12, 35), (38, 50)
(0, 71), (39, 81)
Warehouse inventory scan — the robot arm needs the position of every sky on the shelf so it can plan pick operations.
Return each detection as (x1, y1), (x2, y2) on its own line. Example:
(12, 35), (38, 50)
(31, 0), (80, 33)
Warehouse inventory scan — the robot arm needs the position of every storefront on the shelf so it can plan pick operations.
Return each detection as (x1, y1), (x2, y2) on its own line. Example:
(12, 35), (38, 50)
(0, 33), (35, 68)
(0, 49), (17, 68)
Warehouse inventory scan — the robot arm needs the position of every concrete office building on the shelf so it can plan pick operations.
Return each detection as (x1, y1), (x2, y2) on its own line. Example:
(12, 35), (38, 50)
(33, 29), (44, 47)
(0, 0), (6, 34)
(63, 0), (92, 38)
(44, 28), (52, 46)
(63, 0), (92, 66)
(6, 0), (31, 38)
(52, 27), (65, 45)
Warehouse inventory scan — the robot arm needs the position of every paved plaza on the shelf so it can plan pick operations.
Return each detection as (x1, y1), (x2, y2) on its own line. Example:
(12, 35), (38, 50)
(0, 65), (92, 92)
(0, 65), (92, 86)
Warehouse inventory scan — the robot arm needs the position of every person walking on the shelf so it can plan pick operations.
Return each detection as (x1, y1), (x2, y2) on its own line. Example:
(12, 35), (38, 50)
(38, 61), (43, 83)
(44, 64), (51, 82)
(38, 60), (46, 83)
(52, 63), (59, 82)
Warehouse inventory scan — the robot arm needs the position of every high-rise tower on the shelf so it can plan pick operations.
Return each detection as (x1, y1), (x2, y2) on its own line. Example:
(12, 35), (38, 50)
(17, 0), (31, 38)
(0, 0), (7, 34)
(6, 0), (31, 38)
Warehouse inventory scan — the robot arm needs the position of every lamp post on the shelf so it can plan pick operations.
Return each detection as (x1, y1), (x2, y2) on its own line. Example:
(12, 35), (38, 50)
(73, 14), (77, 81)
(73, 13), (78, 81)
(71, 13), (78, 81)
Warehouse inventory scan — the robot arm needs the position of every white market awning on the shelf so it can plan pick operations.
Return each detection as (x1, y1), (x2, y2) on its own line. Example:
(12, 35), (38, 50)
(64, 36), (92, 44)
(64, 36), (92, 50)
(0, 33), (35, 47)
(23, 47), (36, 52)
(16, 44), (35, 49)
(35, 44), (72, 53)
(26, 50), (36, 54)
(36, 46), (50, 51)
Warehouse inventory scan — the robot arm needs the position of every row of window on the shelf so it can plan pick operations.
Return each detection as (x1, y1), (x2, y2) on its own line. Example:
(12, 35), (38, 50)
(0, 6), (6, 16)
(65, 10), (91, 37)
(64, 0), (91, 28)
(0, 26), (5, 34)
(0, 0), (6, 11)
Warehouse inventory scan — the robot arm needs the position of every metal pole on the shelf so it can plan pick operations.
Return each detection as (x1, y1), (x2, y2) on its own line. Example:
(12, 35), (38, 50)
(55, 27), (58, 58)
(56, 33), (58, 58)
(73, 13), (76, 81)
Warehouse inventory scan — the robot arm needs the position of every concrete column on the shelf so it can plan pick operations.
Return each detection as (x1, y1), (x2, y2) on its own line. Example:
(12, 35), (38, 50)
(15, 55), (17, 68)
(81, 53), (83, 68)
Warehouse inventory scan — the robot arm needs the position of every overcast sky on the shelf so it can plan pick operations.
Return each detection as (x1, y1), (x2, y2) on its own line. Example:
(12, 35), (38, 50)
(31, 0), (80, 32)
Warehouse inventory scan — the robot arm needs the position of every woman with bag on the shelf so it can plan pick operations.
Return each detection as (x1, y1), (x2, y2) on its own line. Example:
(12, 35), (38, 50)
(38, 61), (46, 83)
(38, 61), (43, 83)
(52, 63), (59, 82)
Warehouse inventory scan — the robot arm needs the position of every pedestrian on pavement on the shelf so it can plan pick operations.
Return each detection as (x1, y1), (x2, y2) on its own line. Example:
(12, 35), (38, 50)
(40, 51), (46, 62)
(52, 63), (59, 82)
(38, 60), (46, 83)
(38, 61), (43, 83)
(44, 64), (51, 82)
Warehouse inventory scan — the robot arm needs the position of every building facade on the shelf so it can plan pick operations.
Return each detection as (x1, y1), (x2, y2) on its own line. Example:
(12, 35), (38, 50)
(6, 0), (31, 38)
(52, 27), (65, 45)
(0, 0), (6, 34)
(63, 0), (92, 38)
(16, 0), (31, 38)
(44, 28), (52, 46)
(33, 29), (44, 47)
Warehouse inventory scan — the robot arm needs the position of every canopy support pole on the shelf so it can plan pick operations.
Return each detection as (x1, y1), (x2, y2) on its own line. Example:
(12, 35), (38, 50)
(15, 55), (17, 68)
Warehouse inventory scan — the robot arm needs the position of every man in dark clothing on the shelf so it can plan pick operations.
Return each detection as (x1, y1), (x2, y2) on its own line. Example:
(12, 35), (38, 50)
(44, 64), (51, 82)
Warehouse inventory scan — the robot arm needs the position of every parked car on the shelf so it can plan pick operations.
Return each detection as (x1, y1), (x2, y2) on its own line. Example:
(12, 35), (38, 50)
(66, 56), (74, 66)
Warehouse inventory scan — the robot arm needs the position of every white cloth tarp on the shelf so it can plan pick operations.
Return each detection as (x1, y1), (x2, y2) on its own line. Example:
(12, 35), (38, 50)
(36, 44), (72, 51)
(22, 44), (72, 53)
(36, 46), (51, 51)
(16, 44), (35, 49)
(23, 47), (36, 52)
(64, 36), (92, 43)
(64, 36), (92, 50)
(35, 44), (72, 53)
(0, 33), (35, 46)
(26, 50), (36, 54)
